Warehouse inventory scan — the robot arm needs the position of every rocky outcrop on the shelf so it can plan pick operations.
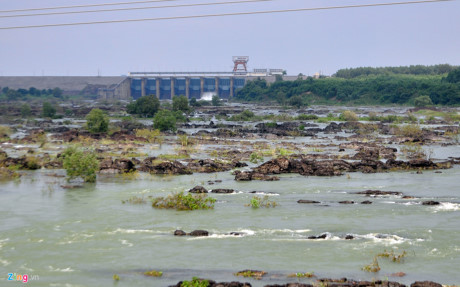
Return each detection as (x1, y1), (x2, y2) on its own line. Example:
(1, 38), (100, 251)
(297, 200), (320, 204)
(139, 157), (192, 175)
(234, 170), (280, 181)
(421, 201), (441, 206)
(187, 159), (247, 173)
(235, 156), (451, 181)
(410, 281), (442, 287)
(355, 190), (403, 197)
(189, 186), (208, 193)
(173, 230), (209, 236)
(211, 189), (235, 194)
(170, 280), (251, 287)
(99, 158), (135, 174)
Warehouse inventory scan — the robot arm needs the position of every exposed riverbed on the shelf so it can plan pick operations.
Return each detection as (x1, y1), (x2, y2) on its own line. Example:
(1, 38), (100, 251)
(1, 105), (459, 286)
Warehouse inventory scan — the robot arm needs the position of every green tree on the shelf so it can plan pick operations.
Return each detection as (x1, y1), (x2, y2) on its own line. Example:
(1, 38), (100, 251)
(42, 102), (56, 118)
(211, 95), (221, 106)
(288, 95), (306, 107)
(172, 95), (190, 112)
(446, 68), (460, 83)
(153, 109), (177, 132)
(62, 147), (99, 183)
(85, 108), (109, 134)
(20, 103), (31, 117)
(414, 95), (433, 107)
(189, 97), (199, 107)
(126, 94), (160, 117)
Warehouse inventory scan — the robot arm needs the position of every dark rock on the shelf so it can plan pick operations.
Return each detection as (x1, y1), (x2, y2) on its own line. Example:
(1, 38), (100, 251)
(308, 233), (328, 240)
(297, 200), (321, 204)
(170, 280), (251, 287)
(355, 190), (402, 197)
(189, 230), (209, 236)
(411, 281), (442, 287)
(187, 159), (247, 173)
(265, 284), (312, 287)
(211, 189), (235, 194)
(174, 230), (186, 236)
(339, 148), (345, 152)
(189, 186), (208, 193)
(422, 201), (441, 206)
(140, 159), (192, 175)
(361, 200), (373, 204)
(345, 235), (354, 240)
(339, 201), (355, 204)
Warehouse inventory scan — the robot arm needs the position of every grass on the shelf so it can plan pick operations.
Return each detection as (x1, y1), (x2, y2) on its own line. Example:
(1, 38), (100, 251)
(151, 192), (216, 211)
(144, 270), (163, 277)
(247, 196), (278, 208)
(362, 257), (381, 273)
(377, 250), (407, 263)
(180, 277), (210, 287)
(288, 272), (315, 278)
(234, 270), (267, 280)
(122, 196), (148, 204)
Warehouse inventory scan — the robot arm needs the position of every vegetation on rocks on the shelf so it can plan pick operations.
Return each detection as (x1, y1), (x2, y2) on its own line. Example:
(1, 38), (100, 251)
(61, 147), (99, 183)
(85, 108), (109, 134)
(151, 192), (216, 211)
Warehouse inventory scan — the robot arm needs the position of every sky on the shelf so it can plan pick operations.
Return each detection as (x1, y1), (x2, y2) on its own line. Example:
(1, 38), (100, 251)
(0, 0), (459, 76)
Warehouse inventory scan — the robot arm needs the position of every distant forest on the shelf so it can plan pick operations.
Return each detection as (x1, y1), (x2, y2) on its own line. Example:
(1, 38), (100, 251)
(236, 64), (460, 106)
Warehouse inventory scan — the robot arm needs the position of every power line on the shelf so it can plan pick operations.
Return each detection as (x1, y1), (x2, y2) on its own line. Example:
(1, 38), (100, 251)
(0, 0), (180, 13)
(0, 0), (273, 19)
(0, 0), (453, 30)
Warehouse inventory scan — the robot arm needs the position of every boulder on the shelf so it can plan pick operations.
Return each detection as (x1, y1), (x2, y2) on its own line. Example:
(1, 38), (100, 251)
(307, 234), (327, 240)
(411, 282), (442, 287)
(297, 200), (321, 204)
(421, 201), (441, 206)
(211, 189), (235, 194)
(174, 230), (186, 236)
(189, 230), (209, 237)
(189, 186), (208, 194)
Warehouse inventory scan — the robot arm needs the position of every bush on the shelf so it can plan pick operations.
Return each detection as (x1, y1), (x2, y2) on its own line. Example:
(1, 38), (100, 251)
(135, 129), (161, 143)
(126, 94), (160, 117)
(247, 196), (277, 208)
(21, 104), (31, 117)
(0, 125), (11, 140)
(42, 102), (56, 118)
(414, 95), (433, 107)
(62, 147), (99, 182)
(172, 95), (190, 112)
(153, 109), (177, 132)
(151, 192), (216, 211)
(296, 114), (318, 120)
(398, 124), (423, 139)
(289, 95), (307, 107)
(212, 95), (221, 106)
(85, 108), (109, 134)
(340, 110), (359, 121)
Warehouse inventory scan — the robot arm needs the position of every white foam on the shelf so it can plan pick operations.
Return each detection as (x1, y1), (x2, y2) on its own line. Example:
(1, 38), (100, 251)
(48, 266), (74, 272)
(432, 202), (460, 212)
(120, 239), (133, 247)
(0, 258), (11, 266)
(360, 233), (407, 245)
(108, 228), (155, 234)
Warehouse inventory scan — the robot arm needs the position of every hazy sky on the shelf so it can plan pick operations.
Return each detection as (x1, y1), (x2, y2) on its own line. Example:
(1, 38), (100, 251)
(0, 0), (459, 76)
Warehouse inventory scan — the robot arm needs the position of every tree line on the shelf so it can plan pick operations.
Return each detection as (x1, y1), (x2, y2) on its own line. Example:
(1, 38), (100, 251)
(0, 87), (63, 100)
(235, 66), (460, 106)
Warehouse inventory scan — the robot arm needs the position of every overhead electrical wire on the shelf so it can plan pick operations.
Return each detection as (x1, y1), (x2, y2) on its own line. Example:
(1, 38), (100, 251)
(0, 0), (182, 13)
(0, 0), (453, 30)
(0, 0), (273, 19)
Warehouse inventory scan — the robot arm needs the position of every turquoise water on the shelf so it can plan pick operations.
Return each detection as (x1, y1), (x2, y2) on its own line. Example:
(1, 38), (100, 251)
(1, 165), (459, 286)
